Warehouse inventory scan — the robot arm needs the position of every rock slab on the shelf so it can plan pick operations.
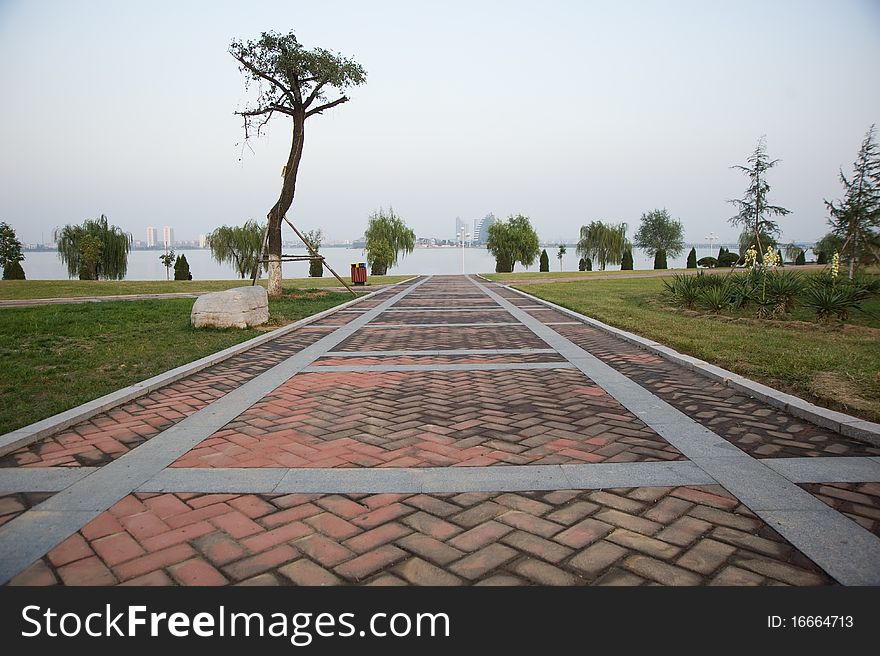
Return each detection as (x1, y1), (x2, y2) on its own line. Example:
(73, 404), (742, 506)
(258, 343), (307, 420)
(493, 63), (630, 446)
(191, 286), (269, 329)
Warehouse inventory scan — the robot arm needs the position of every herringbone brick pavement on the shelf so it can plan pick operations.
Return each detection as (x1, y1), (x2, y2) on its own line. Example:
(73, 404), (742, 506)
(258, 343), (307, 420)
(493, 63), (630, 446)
(8, 486), (830, 586)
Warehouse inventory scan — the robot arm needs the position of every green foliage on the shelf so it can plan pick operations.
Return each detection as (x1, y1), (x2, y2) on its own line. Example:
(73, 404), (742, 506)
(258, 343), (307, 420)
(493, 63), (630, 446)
(686, 247), (697, 269)
(578, 257), (587, 272)
(80, 236), (105, 280)
(699, 282), (734, 312)
(486, 214), (540, 273)
(576, 221), (629, 270)
(634, 209), (684, 258)
(365, 207), (415, 276)
(621, 247), (634, 270)
(159, 249), (175, 281)
(207, 220), (265, 279)
(653, 249), (667, 270)
(557, 244), (566, 271)
(795, 250), (806, 265)
(302, 229), (324, 278)
(55, 215), (131, 280)
(2, 260), (25, 280)
(662, 273), (701, 309)
(230, 31), (367, 140)
(0, 222), (25, 275)
(697, 256), (717, 268)
(539, 249), (550, 272)
(174, 254), (191, 280)
(728, 137), (790, 251)
(763, 270), (804, 314)
(717, 250), (740, 267)
(738, 227), (777, 263)
(586, 258), (593, 271)
(802, 282), (864, 321)
(824, 124), (880, 278)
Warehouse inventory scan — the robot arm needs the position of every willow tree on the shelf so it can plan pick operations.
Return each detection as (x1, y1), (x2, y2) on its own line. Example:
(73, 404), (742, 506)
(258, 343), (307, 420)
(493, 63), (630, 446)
(728, 137), (789, 263)
(206, 221), (265, 279)
(55, 215), (131, 280)
(576, 221), (629, 270)
(230, 31), (367, 299)
(364, 208), (415, 275)
(486, 214), (540, 273)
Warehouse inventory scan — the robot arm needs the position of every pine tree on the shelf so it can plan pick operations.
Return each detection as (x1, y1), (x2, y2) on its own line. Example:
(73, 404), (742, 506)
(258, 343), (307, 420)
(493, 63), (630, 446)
(653, 249), (667, 269)
(578, 257), (587, 271)
(586, 258), (592, 271)
(686, 247), (697, 269)
(174, 254), (192, 280)
(824, 124), (880, 278)
(621, 247), (633, 270)
(539, 249), (550, 272)
(795, 250), (806, 265)
(728, 137), (789, 258)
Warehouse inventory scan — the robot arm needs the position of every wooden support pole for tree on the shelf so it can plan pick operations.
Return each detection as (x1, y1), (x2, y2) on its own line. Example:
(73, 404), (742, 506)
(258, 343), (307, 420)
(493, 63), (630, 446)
(251, 222), (271, 287)
(282, 215), (357, 297)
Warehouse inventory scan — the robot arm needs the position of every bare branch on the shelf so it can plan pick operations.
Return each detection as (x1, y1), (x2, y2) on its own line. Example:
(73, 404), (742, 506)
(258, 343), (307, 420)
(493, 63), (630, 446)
(305, 95), (349, 118)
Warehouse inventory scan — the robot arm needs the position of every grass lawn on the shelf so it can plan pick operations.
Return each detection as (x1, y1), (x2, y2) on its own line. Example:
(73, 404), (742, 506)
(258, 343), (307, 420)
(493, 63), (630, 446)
(0, 287), (359, 434)
(516, 277), (880, 423)
(0, 275), (411, 300)
(483, 268), (689, 282)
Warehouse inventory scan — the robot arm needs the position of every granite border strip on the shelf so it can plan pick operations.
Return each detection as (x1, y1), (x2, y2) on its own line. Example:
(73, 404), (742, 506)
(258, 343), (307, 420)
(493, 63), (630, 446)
(0, 277), (429, 585)
(0, 280), (413, 458)
(321, 349), (558, 357)
(491, 278), (880, 446)
(2, 457), (877, 495)
(300, 362), (576, 373)
(0, 468), (98, 493)
(470, 275), (880, 585)
(764, 457), (880, 483)
(136, 461), (714, 494)
(358, 322), (522, 328)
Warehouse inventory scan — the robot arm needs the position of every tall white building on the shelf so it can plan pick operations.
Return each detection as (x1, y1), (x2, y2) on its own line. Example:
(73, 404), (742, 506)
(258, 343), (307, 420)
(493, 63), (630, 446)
(162, 226), (174, 249)
(146, 227), (158, 248)
(198, 233), (207, 249)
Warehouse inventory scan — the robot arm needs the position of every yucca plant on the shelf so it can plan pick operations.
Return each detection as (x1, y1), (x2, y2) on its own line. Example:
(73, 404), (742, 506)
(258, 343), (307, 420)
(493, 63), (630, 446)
(662, 274), (702, 309)
(764, 270), (804, 314)
(802, 281), (863, 321)
(699, 282), (734, 312)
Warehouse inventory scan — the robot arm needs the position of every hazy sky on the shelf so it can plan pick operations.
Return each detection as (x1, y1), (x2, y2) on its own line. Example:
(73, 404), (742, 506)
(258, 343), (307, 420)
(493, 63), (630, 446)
(1, 0), (878, 245)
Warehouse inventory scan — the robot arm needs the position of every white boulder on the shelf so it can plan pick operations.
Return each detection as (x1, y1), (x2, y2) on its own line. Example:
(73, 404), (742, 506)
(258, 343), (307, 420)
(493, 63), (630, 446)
(191, 286), (269, 329)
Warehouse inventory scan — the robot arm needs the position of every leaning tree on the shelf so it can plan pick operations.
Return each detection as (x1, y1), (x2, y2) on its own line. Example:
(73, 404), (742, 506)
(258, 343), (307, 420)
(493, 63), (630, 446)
(230, 31), (366, 298)
(825, 124), (880, 278)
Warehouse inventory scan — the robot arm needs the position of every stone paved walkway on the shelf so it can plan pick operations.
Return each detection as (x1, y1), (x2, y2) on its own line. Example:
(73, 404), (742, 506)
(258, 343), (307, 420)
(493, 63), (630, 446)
(0, 275), (879, 586)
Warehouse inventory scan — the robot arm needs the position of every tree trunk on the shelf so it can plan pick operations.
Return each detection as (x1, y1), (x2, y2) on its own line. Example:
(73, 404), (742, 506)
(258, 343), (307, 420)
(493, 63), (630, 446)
(265, 111), (306, 299)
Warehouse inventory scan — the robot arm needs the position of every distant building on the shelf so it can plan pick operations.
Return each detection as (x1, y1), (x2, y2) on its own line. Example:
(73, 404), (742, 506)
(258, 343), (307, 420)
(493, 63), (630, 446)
(198, 233), (207, 249)
(162, 226), (174, 249)
(146, 227), (158, 248)
(454, 216), (470, 242)
(473, 213), (495, 245)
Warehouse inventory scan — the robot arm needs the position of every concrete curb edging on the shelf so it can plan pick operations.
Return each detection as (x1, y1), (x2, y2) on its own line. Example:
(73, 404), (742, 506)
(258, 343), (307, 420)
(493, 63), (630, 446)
(482, 276), (880, 447)
(0, 281), (411, 457)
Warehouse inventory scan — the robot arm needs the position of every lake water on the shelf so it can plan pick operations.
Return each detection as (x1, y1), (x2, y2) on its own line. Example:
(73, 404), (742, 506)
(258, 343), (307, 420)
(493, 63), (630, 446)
(16, 244), (755, 280)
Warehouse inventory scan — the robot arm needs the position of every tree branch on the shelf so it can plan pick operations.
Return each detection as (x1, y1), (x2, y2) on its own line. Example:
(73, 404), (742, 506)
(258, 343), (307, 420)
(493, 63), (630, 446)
(304, 79), (328, 108)
(305, 95), (349, 117)
(232, 53), (297, 106)
(236, 104), (296, 117)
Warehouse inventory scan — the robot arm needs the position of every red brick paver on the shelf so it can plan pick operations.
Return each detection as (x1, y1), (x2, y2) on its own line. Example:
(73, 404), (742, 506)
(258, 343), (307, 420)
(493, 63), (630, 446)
(11, 487), (830, 586)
